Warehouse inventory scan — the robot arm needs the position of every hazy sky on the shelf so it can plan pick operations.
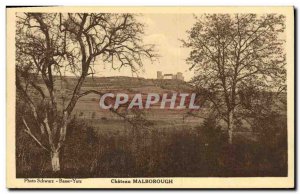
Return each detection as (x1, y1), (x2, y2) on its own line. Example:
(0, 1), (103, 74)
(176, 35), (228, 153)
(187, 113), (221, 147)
(94, 14), (196, 81)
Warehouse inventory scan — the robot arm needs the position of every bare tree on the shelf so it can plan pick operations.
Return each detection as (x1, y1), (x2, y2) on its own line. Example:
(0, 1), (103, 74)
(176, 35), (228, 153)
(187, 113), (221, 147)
(182, 14), (286, 144)
(16, 13), (156, 172)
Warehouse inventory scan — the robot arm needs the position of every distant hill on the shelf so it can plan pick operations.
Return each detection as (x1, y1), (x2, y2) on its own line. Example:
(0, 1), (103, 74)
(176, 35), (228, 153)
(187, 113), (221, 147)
(43, 76), (194, 97)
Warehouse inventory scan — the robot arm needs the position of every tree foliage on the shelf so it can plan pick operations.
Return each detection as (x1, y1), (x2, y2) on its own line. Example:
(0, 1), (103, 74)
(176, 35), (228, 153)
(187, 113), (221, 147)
(16, 12), (156, 171)
(182, 14), (286, 143)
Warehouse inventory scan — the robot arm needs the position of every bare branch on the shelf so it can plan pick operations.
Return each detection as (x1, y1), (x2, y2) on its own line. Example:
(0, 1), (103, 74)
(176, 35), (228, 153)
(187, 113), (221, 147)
(22, 117), (49, 152)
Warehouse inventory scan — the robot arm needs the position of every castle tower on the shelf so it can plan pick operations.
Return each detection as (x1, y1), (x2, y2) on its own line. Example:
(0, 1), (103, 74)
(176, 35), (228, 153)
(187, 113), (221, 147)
(176, 72), (184, 81)
(157, 71), (163, 79)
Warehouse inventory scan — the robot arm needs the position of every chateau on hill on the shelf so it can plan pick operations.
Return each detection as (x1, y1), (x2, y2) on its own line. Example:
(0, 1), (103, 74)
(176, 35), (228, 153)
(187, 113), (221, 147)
(157, 71), (184, 81)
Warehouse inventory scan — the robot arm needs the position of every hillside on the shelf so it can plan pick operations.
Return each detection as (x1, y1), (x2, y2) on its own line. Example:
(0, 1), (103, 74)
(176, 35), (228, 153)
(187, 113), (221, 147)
(35, 76), (203, 129)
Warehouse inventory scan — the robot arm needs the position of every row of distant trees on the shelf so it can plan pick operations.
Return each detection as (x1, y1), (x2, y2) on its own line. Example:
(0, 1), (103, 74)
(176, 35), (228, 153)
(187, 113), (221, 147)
(16, 13), (286, 172)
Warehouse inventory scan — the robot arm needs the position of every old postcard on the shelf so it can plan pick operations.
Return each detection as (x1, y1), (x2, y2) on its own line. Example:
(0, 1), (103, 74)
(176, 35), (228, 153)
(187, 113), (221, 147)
(6, 6), (294, 189)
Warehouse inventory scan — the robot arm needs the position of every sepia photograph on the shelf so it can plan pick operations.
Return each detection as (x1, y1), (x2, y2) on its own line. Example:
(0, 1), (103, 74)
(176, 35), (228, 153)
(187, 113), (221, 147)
(6, 6), (294, 189)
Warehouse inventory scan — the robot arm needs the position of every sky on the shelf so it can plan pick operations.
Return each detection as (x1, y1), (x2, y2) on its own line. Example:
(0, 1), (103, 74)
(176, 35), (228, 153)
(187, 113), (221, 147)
(94, 14), (196, 81)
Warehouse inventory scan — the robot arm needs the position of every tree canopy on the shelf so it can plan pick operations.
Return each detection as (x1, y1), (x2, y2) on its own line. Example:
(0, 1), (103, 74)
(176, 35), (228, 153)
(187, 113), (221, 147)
(182, 14), (286, 143)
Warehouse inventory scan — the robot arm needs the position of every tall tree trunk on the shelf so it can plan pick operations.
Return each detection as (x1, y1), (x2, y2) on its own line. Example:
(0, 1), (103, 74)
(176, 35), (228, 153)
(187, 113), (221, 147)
(228, 111), (234, 144)
(51, 113), (68, 172)
(51, 151), (60, 172)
